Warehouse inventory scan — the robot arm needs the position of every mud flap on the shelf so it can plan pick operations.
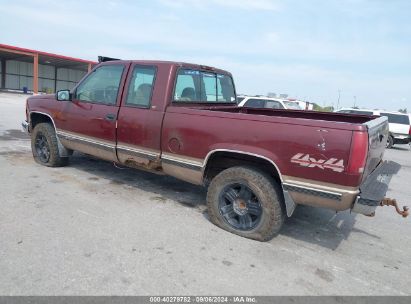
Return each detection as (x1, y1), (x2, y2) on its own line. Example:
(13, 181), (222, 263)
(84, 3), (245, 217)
(283, 190), (297, 217)
(352, 161), (401, 215)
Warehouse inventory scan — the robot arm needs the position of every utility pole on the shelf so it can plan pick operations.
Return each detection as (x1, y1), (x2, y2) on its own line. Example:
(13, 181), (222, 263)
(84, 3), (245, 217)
(353, 95), (357, 108)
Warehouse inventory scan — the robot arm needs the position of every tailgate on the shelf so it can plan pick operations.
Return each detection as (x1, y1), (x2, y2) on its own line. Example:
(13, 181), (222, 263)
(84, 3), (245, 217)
(362, 116), (389, 181)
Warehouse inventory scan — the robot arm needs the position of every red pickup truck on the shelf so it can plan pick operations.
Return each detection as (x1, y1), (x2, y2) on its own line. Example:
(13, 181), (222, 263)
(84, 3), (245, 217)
(22, 58), (404, 241)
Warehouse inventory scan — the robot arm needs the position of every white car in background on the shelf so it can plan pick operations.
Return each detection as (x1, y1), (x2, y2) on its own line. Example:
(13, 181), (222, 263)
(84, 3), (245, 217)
(336, 108), (411, 148)
(237, 96), (302, 110)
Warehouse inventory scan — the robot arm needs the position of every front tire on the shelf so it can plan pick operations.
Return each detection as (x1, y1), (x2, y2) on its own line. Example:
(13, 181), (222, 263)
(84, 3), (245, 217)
(31, 123), (68, 167)
(206, 166), (285, 241)
(386, 135), (394, 149)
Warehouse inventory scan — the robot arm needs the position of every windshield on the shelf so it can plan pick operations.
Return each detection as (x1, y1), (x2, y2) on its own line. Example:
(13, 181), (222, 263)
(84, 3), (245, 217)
(284, 101), (302, 109)
(174, 69), (236, 103)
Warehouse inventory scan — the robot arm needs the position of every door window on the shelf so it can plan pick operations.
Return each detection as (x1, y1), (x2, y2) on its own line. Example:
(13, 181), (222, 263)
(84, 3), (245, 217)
(75, 65), (124, 105)
(125, 66), (156, 108)
(244, 99), (265, 108)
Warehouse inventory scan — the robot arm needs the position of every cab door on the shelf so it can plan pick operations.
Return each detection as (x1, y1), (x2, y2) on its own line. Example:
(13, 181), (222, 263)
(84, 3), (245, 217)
(57, 62), (129, 161)
(116, 64), (164, 169)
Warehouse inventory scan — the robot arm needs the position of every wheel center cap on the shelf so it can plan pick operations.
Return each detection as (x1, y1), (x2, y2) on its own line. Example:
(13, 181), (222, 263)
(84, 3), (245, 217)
(233, 199), (248, 215)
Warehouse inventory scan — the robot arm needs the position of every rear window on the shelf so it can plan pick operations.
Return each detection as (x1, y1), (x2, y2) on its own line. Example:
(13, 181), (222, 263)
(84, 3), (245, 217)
(350, 110), (373, 115)
(338, 110), (373, 115)
(380, 113), (410, 125)
(174, 69), (236, 103)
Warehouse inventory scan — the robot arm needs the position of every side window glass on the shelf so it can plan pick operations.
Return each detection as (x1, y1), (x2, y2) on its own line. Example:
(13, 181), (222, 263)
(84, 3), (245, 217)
(174, 69), (199, 101)
(125, 66), (156, 108)
(265, 100), (282, 109)
(217, 74), (236, 102)
(244, 99), (265, 108)
(75, 65), (124, 105)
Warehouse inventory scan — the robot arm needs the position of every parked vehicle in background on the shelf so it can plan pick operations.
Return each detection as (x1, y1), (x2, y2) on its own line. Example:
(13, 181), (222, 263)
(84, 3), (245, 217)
(22, 59), (404, 241)
(336, 108), (411, 148)
(236, 95), (245, 104)
(238, 96), (302, 110)
(287, 99), (314, 110)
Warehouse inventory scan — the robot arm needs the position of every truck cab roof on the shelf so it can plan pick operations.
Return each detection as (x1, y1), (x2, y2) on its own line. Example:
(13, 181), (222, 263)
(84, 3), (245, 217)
(96, 59), (233, 76)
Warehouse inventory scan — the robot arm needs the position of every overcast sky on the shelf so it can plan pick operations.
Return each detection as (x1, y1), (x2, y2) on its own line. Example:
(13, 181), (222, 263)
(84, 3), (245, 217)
(1, 0), (410, 110)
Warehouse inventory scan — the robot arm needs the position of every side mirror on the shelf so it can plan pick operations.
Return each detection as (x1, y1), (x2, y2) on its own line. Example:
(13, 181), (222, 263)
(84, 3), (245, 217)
(56, 90), (72, 101)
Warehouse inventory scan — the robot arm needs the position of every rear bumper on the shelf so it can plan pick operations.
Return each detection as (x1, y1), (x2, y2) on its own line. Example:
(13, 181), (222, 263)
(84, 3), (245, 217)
(352, 160), (401, 215)
(283, 161), (401, 216)
(392, 134), (410, 144)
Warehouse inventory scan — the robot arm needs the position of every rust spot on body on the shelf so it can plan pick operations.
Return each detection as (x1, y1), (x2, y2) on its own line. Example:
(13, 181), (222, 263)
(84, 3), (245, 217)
(124, 158), (164, 173)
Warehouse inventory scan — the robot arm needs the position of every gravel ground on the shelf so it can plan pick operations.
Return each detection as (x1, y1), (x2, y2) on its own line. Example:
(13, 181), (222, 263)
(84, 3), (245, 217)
(0, 92), (410, 295)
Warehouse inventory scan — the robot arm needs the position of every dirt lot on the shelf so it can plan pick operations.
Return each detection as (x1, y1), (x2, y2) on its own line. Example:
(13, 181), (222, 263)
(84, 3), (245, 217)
(0, 92), (410, 295)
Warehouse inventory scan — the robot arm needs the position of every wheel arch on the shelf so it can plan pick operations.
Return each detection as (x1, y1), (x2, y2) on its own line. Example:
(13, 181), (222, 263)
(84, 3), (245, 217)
(30, 111), (57, 130)
(29, 111), (71, 157)
(202, 149), (296, 217)
(202, 149), (283, 185)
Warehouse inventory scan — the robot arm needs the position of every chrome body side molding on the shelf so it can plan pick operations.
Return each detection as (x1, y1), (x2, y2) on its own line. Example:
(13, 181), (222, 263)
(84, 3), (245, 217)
(283, 182), (342, 201)
(57, 130), (115, 150)
(117, 144), (159, 161)
(162, 153), (203, 172)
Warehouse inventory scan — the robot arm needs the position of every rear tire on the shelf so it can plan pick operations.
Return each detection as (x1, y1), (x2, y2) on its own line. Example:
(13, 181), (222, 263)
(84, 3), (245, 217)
(386, 135), (394, 149)
(206, 166), (285, 241)
(31, 123), (69, 167)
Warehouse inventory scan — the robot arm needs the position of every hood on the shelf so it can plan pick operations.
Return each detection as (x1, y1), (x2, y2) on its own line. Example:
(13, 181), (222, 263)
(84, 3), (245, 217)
(27, 94), (55, 101)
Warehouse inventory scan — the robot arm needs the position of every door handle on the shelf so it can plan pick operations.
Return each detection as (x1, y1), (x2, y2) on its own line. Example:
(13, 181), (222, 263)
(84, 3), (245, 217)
(105, 113), (116, 121)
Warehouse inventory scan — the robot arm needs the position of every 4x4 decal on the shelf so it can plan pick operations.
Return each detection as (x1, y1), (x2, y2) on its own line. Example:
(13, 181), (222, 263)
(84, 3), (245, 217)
(291, 153), (344, 172)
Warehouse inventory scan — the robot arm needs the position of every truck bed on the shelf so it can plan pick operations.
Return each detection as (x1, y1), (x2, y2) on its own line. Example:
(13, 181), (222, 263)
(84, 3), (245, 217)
(165, 104), (388, 188)
(204, 106), (377, 125)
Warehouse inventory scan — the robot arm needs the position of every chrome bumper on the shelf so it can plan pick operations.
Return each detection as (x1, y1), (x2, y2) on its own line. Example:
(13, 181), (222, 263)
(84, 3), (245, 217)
(22, 120), (29, 133)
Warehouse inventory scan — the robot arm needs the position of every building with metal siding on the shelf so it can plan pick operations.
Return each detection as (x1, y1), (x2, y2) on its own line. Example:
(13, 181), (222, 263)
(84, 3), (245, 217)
(0, 44), (96, 94)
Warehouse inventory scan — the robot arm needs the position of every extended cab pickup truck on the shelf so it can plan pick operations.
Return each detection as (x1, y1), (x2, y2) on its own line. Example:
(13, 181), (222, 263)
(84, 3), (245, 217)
(22, 59), (405, 241)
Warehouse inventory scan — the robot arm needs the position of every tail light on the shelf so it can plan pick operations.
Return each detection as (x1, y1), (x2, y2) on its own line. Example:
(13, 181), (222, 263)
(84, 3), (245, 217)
(347, 131), (368, 174)
(409, 125), (411, 135)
